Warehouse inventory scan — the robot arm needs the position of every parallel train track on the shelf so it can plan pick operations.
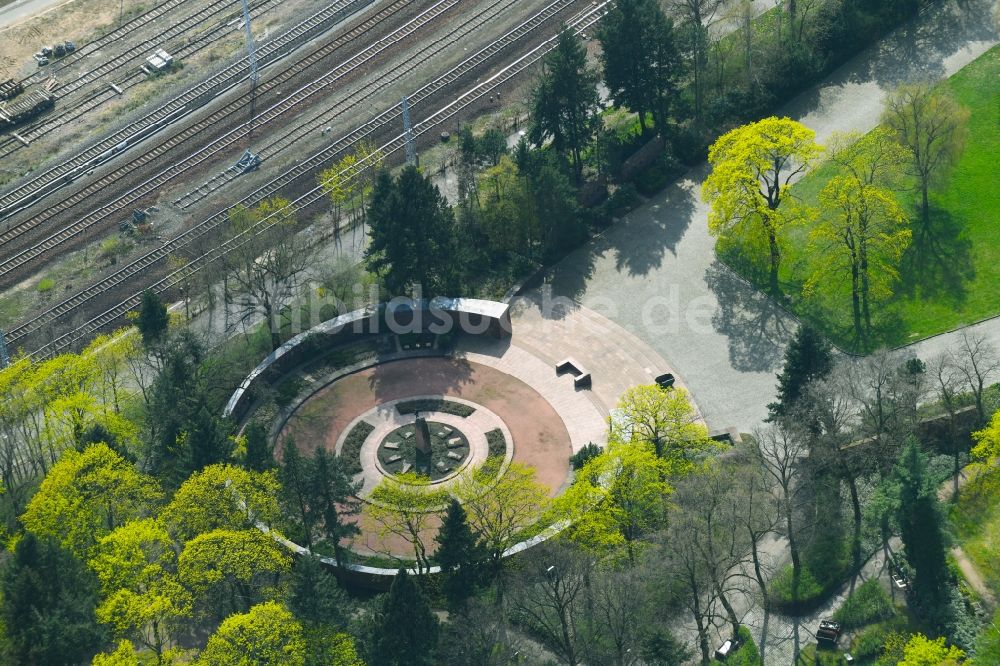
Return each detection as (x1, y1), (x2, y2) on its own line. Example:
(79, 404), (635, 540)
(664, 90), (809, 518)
(0, 0), (285, 159)
(9, 1), (608, 357)
(0, 0), (376, 214)
(0, 0), (451, 278)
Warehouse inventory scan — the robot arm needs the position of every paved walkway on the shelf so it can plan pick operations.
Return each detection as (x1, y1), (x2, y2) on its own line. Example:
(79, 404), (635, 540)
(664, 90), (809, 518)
(525, 0), (998, 436)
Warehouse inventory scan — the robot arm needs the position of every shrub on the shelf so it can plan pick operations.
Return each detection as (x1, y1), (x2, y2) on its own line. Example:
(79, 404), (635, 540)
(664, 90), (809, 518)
(718, 626), (761, 665)
(486, 428), (506, 459)
(274, 376), (305, 409)
(395, 399), (475, 418)
(570, 443), (601, 470)
(338, 421), (375, 475)
(632, 153), (680, 196)
(833, 579), (895, 630)
(769, 565), (826, 613)
(37, 278), (55, 293)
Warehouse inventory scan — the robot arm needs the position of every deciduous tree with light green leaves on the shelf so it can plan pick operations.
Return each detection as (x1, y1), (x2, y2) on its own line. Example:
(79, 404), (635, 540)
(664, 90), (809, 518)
(22, 443), (162, 559)
(198, 601), (307, 666)
(972, 409), (1000, 462)
(611, 384), (716, 474)
(88, 518), (191, 663)
(161, 464), (281, 543)
(367, 472), (449, 574)
(897, 633), (965, 665)
(703, 117), (822, 293)
(177, 529), (291, 616)
(806, 129), (910, 339)
(552, 437), (671, 563)
(454, 460), (550, 574)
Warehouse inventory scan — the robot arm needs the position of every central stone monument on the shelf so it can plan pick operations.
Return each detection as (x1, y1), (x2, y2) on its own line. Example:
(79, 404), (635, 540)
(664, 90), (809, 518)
(413, 413), (433, 475)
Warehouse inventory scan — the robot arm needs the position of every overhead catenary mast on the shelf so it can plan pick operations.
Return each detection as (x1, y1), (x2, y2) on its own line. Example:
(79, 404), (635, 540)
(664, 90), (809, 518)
(0, 328), (9, 369)
(240, 0), (260, 140)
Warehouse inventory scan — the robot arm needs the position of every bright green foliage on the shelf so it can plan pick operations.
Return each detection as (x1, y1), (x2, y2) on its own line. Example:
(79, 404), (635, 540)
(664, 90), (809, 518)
(896, 633), (965, 665)
(552, 437), (671, 562)
(598, 0), (684, 135)
(454, 460), (550, 568)
(92, 640), (141, 666)
(177, 529), (292, 615)
(372, 569), (439, 666)
(88, 519), (192, 658)
(703, 117), (822, 293)
(161, 464), (281, 543)
(22, 443), (162, 558)
(0, 532), (107, 665)
(972, 409), (1000, 462)
(198, 601), (307, 666)
(368, 472), (449, 574)
(530, 29), (601, 181)
(611, 384), (715, 474)
(807, 129), (910, 340)
(364, 166), (457, 297)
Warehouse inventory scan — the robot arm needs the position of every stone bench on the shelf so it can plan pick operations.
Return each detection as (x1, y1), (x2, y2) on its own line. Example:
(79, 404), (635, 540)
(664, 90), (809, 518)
(400, 463), (412, 474)
(446, 437), (463, 448)
(435, 461), (450, 473)
(447, 451), (463, 461)
(437, 427), (453, 437)
(555, 357), (592, 390)
(384, 441), (400, 450)
(386, 454), (402, 464)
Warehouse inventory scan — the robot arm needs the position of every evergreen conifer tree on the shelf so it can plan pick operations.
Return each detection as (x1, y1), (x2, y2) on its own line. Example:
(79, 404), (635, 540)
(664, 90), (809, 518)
(767, 325), (833, 421)
(434, 499), (485, 610)
(137, 289), (169, 346)
(373, 569), (439, 666)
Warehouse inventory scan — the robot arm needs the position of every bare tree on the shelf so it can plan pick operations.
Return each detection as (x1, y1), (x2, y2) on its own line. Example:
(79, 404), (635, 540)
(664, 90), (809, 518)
(658, 513), (719, 664)
(728, 447), (780, 606)
(928, 352), (965, 500)
(882, 82), (970, 226)
(222, 200), (313, 351)
(952, 330), (1000, 425)
(510, 540), (592, 666)
(751, 421), (809, 606)
(672, 464), (755, 642)
(584, 566), (647, 666)
(671, 0), (723, 123)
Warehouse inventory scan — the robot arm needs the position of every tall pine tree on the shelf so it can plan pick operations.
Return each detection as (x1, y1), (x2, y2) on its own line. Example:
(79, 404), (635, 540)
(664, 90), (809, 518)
(137, 288), (169, 346)
(895, 438), (950, 615)
(434, 499), (486, 610)
(310, 446), (361, 565)
(767, 325), (833, 421)
(280, 436), (316, 549)
(373, 569), (439, 666)
(365, 166), (457, 297)
(530, 29), (601, 182)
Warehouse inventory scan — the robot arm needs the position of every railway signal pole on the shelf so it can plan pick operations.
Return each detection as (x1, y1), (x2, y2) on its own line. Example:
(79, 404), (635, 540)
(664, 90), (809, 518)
(239, 0), (260, 141)
(401, 95), (416, 166)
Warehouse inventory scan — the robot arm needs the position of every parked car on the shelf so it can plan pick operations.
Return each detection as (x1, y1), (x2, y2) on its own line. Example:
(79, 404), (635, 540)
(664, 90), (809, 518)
(715, 638), (740, 660)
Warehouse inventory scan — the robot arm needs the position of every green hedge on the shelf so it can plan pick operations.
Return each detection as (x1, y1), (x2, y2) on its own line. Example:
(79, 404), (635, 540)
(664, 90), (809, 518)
(395, 398), (475, 418)
(486, 428), (506, 459)
(338, 421), (375, 475)
(714, 626), (761, 665)
(833, 579), (895, 630)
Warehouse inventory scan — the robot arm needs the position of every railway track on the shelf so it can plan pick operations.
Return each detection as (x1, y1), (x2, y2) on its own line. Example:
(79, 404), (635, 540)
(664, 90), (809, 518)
(9, 1), (609, 357)
(176, 0), (579, 208)
(0, 0), (499, 277)
(16, 0), (198, 89)
(0, 0), (377, 217)
(0, 0), (286, 160)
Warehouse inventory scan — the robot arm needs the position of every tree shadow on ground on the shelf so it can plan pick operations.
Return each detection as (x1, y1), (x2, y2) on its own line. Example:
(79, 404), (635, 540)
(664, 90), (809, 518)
(898, 204), (974, 304)
(366, 355), (476, 404)
(704, 260), (797, 373)
(776, 0), (997, 126)
(599, 176), (699, 278)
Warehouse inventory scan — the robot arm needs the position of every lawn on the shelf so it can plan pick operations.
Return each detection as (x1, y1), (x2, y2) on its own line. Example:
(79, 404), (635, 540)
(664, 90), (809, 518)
(951, 463), (1000, 596)
(719, 45), (1000, 351)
